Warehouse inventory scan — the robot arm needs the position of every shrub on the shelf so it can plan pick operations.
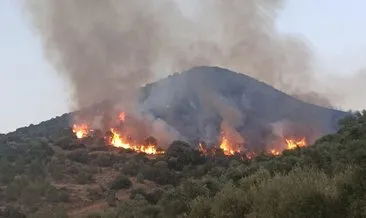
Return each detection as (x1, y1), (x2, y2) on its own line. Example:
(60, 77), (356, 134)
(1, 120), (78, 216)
(87, 187), (104, 201)
(109, 175), (132, 190)
(76, 171), (94, 184)
(67, 149), (90, 164)
(45, 186), (69, 203)
(92, 153), (114, 167)
(136, 173), (145, 183)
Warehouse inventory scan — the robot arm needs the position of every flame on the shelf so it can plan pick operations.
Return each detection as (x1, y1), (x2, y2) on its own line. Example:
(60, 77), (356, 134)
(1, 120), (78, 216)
(118, 112), (126, 121)
(246, 151), (256, 159)
(270, 149), (281, 156)
(72, 124), (89, 139)
(219, 137), (240, 156)
(285, 137), (307, 150)
(110, 128), (130, 149)
(199, 143), (208, 154)
(108, 128), (164, 155)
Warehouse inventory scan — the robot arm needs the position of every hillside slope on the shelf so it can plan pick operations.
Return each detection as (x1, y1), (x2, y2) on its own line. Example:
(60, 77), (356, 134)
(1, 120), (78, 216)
(0, 100), (364, 217)
(7, 66), (347, 149)
(140, 66), (347, 147)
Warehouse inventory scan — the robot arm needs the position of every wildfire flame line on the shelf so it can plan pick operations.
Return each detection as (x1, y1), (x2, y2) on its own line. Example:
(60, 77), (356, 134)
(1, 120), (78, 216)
(107, 128), (164, 155)
(285, 137), (307, 149)
(72, 112), (307, 157)
(72, 112), (164, 155)
(219, 137), (240, 156)
(72, 124), (89, 139)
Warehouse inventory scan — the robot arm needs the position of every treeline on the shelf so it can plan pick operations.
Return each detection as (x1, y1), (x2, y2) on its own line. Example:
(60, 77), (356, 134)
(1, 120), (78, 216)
(92, 111), (366, 218)
(0, 111), (365, 217)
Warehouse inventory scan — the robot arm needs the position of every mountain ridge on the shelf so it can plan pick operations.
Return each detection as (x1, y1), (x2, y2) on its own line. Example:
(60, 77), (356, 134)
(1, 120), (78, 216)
(4, 66), (347, 150)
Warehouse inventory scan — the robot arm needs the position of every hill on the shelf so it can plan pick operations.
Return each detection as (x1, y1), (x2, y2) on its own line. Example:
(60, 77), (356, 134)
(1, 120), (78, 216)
(0, 107), (365, 217)
(9, 66), (347, 149)
(141, 66), (346, 147)
(0, 66), (359, 217)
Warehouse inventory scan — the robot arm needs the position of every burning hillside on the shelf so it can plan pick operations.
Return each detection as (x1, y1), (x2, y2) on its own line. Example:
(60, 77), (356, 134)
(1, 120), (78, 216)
(72, 112), (165, 155)
(67, 67), (346, 158)
(71, 109), (309, 158)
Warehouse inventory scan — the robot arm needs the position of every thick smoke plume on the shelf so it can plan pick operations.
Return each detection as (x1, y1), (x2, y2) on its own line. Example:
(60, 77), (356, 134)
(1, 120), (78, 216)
(24, 0), (322, 110)
(26, 0), (363, 148)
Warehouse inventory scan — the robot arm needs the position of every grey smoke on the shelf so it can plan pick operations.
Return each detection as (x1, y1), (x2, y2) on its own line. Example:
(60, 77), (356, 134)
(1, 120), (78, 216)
(23, 0), (362, 147)
(23, 0), (326, 110)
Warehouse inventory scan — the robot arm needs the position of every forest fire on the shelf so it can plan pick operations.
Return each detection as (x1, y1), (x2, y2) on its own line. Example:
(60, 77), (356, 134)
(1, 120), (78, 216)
(71, 112), (308, 158)
(72, 124), (89, 139)
(72, 112), (164, 155)
(270, 149), (281, 156)
(199, 143), (208, 154)
(118, 112), (125, 121)
(219, 136), (241, 156)
(107, 128), (164, 155)
(285, 137), (307, 149)
(268, 137), (308, 156)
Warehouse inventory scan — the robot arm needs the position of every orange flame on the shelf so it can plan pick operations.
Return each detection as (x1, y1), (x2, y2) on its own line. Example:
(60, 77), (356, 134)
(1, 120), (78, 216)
(270, 149), (281, 156)
(285, 137), (307, 150)
(110, 128), (130, 149)
(118, 112), (126, 122)
(72, 124), (89, 139)
(109, 128), (164, 155)
(219, 137), (240, 156)
(199, 143), (208, 154)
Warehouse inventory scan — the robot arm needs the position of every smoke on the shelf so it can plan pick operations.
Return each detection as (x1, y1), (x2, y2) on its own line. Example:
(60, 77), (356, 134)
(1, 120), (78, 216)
(24, 0), (360, 147)
(23, 0), (325, 110)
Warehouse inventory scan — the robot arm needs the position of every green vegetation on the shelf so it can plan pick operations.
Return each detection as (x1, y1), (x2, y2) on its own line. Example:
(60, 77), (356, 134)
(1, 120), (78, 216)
(0, 111), (365, 217)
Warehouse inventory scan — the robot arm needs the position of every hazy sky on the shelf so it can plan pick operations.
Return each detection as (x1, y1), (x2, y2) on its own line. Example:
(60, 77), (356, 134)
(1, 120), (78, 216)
(0, 0), (365, 133)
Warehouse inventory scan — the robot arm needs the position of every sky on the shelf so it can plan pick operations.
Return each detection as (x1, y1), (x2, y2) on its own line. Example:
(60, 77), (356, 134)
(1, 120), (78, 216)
(0, 0), (365, 133)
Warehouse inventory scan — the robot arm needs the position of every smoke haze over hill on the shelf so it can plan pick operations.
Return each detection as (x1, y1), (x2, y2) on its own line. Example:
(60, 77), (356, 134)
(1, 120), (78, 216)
(24, 0), (345, 110)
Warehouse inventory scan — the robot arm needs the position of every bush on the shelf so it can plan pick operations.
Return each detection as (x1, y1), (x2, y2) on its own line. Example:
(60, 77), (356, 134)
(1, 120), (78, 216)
(158, 188), (189, 217)
(87, 187), (104, 201)
(247, 167), (344, 218)
(121, 161), (139, 176)
(130, 187), (147, 200)
(76, 171), (94, 184)
(91, 153), (114, 167)
(136, 173), (145, 183)
(188, 196), (212, 218)
(0, 206), (25, 218)
(28, 206), (68, 218)
(145, 189), (164, 204)
(109, 175), (132, 190)
(45, 186), (69, 203)
(4, 177), (28, 201)
(106, 190), (117, 207)
(67, 149), (90, 164)
(87, 212), (102, 218)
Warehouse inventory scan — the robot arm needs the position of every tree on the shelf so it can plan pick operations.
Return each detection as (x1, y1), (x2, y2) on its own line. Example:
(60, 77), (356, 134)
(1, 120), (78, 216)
(109, 174), (132, 190)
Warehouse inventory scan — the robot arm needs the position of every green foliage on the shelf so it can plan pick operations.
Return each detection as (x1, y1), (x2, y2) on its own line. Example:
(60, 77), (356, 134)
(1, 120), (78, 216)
(28, 206), (68, 218)
(121, 160), (139, 176)
(76, 171), (94, 184)
(0, 206), (26, 218)
(87, 187), (104, 201)
(45, 186), (69, 203)
(109, 174), (132, 190)
(66, 149), (90, 164)
(165, 141), (204, 170)
(115, 197), (159, 218)
(1, 111), (366, 217)
(136, 173), (145, 183)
